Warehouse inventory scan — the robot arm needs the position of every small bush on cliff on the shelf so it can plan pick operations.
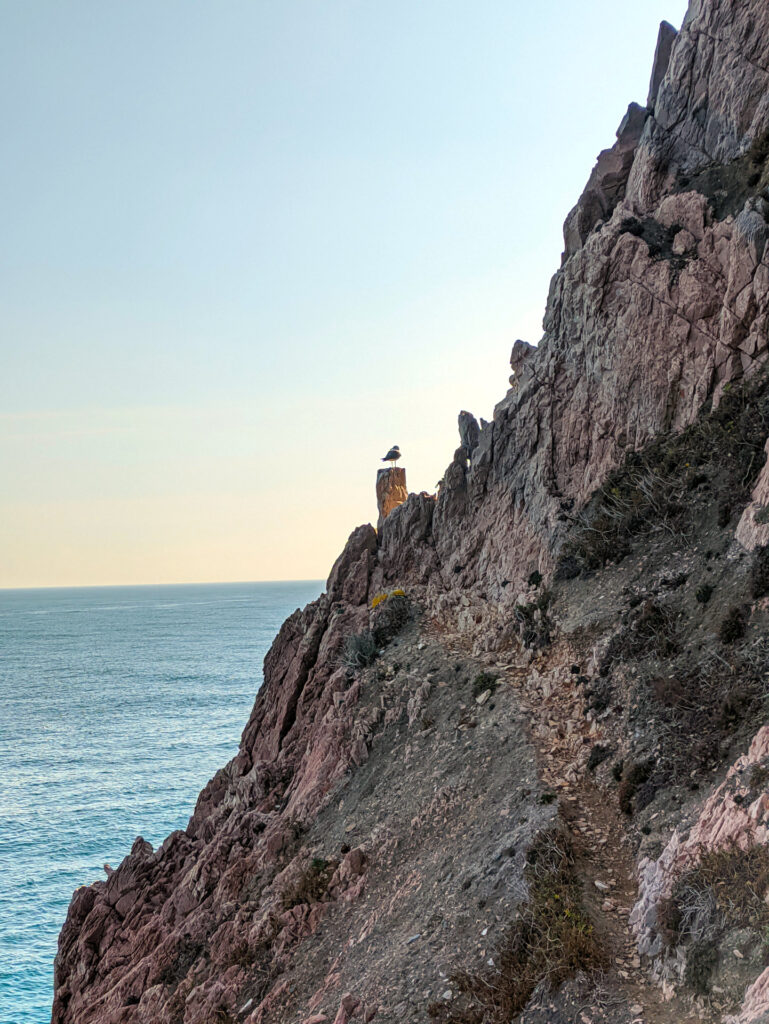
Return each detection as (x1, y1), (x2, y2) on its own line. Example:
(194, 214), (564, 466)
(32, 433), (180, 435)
(342, 630), (377, 669)
(606, 599), (680, 664)
(371, 592), (410, 646)
(428, 830), (601, 1023)
(472, 671), (497, 699)
(641, 642), (769, 780)
(555, 368), (769, 577)
(663, 842), (769, 994)
(678, 844), (769, 933)
(513, 589), (552, 649)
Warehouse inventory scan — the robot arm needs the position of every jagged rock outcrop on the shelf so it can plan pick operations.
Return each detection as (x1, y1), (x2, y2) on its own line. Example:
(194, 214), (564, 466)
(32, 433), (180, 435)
(632, 727), (769, 958)
(375, 468), (407, 529)
(53, 3), (769, 1022)
(563, 101), (650, 258)
(53, 527), (381, 1024)
(372, 0), (769, 619)
(648, 21), (679, 110)
(457, 411), (480, 455)
(631, 727), (769, 1020)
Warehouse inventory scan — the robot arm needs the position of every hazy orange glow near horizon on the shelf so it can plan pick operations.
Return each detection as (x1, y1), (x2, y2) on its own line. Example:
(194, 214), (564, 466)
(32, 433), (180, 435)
(1, 0), (688, 588)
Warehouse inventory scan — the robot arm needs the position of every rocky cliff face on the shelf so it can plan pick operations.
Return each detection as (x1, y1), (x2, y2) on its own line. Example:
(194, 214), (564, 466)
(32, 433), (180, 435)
(53, 3), (769, 1022)
(380, 0), (769, 627)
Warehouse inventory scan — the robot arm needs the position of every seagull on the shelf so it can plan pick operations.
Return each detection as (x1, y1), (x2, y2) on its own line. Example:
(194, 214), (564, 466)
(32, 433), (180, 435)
(381, 445), (401, 467)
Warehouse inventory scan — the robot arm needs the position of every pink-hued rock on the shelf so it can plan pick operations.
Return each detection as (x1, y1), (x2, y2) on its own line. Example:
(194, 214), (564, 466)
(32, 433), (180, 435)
(734, 968), (769, 1022)
(369, 0), (769, 624)
(631, 726), (769, 960)
(737, 438), (769, 549)
(52, 523), (379, 1024)
(332, 992), (361, 1024)
(563, 101), (649, 257)
(647, 20), (678, 110)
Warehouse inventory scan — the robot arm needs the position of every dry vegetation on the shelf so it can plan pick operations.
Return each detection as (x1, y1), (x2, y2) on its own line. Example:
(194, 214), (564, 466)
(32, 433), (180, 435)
(556, 371), (769, 578)
(658, 842), (769, 996)
(342, 594), (411, 670)
(428, 830), (602, 1024)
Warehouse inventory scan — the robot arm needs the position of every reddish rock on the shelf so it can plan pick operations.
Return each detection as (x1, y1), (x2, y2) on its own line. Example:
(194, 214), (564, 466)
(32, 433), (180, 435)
(737, 437), (769, 549)
(631, 726), (769, 962)
(332, 992), (360, 1024)
(375, 467), (408, 529)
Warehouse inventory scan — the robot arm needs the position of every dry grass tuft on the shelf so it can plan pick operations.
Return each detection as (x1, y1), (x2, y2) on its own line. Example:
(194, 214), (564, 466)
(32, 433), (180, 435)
(427, 831), (602, 1023)
(662, 841), (769, 995)
(342, 630), (377, 669)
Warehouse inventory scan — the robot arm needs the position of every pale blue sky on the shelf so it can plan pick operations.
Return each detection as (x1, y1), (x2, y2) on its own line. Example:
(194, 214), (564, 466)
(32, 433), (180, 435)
(1, 0), (688, 586)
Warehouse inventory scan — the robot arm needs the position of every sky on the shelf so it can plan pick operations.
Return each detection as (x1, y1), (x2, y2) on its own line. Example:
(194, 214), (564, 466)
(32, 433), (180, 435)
(1, 0), (688, 588)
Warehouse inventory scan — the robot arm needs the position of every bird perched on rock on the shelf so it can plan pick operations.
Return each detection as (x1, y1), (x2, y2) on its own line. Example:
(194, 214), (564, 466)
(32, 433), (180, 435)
(381, 445), (401, 467)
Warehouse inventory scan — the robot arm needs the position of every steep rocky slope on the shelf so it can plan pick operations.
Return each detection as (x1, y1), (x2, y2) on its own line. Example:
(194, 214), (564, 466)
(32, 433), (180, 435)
(53, 2), (769, 1022)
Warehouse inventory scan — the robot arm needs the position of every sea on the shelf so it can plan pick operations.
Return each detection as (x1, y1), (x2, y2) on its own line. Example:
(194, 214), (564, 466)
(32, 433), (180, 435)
(0, 580), (322, 1024)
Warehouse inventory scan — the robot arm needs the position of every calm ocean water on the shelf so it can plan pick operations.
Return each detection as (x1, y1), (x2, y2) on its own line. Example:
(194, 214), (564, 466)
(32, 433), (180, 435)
(0, 581), (322, 1024)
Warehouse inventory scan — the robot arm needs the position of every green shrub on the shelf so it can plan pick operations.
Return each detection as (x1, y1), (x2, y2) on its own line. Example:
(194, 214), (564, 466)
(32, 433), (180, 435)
(471, 672), (497, 699)
(605, 599), (680, 665)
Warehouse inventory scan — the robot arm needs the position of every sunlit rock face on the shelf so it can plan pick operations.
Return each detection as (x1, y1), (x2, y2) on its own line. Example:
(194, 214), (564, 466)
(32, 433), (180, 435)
(375, 467), (408, 529)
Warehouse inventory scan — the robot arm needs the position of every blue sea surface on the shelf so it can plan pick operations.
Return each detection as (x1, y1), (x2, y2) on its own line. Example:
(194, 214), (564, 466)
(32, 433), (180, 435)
(0, 581), (322, 1024)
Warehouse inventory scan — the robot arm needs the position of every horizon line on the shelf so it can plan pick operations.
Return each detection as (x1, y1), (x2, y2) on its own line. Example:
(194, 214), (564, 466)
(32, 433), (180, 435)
(0, 577), (326, 593)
